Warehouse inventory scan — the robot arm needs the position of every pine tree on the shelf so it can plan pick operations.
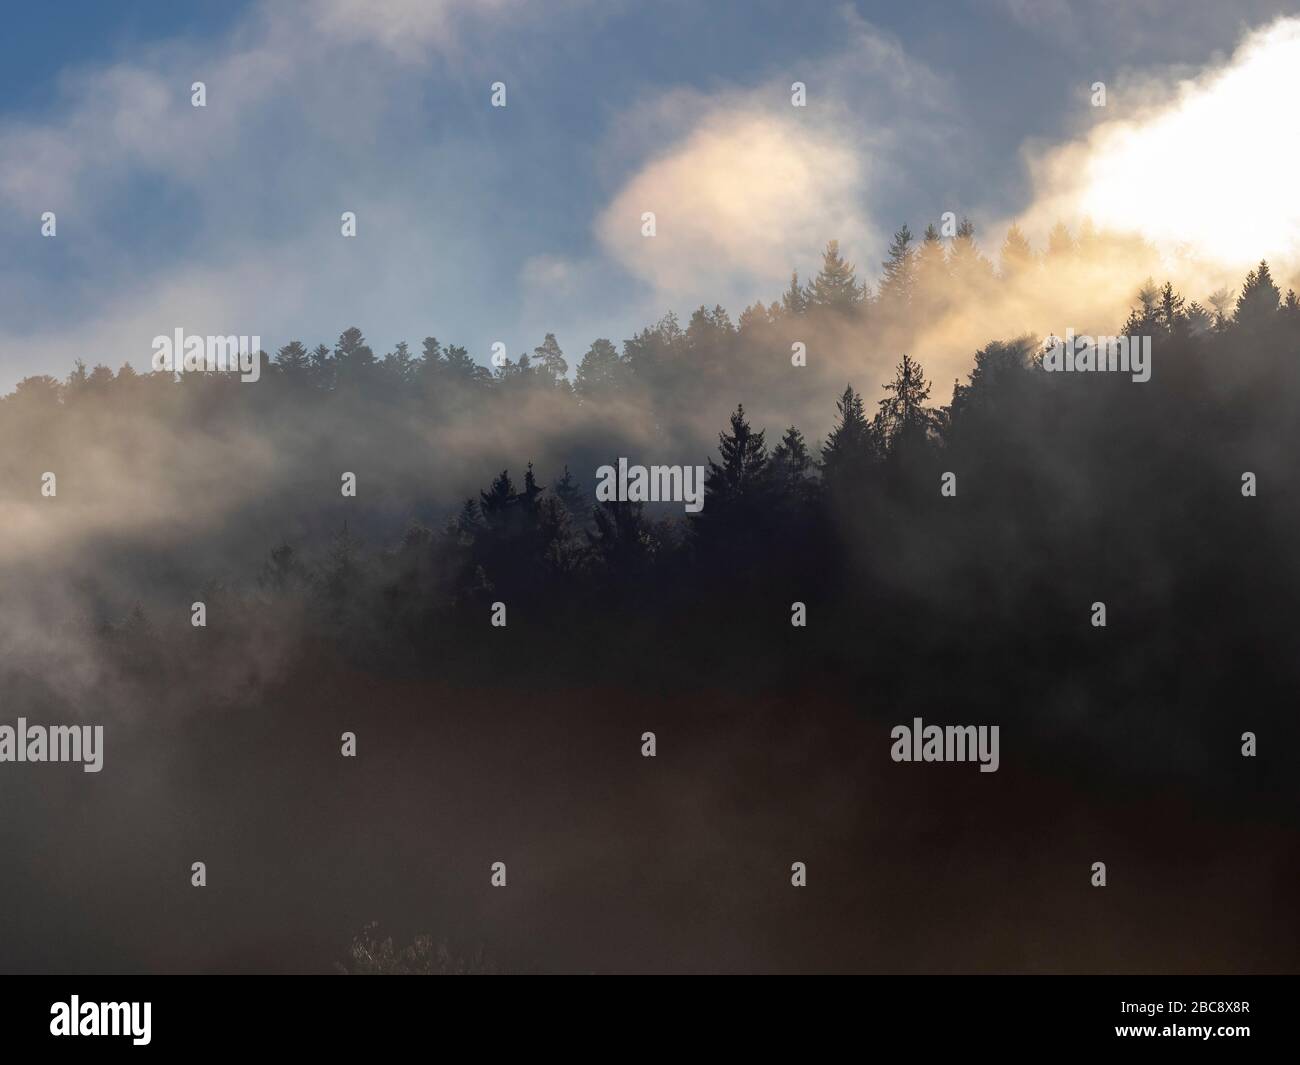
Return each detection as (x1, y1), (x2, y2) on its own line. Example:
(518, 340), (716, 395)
(705, 404), (769, 503)
(1046, 222), (1075, 260)
(454, 498), (483, 544)
(807, 241), (866, 310)
(1158, 282), (1185, 336)
(443, 343), (490, 386)
(275, 341), (311, 381)
(574, 338), (624, 399)
(770, 425), (815, 502)
(1282, 289), (1300, 329)
(1206, 288), (1234, 331)
(781, 270), (809, 315)
(737, 302), (771, 333)
(532, 333), (569, 385)
(335, 327), (377, 386)
(479, 470), (518, 525)
(310, 343), (335, 390)
(999, 224), (1033, 281)
(948, 218), (992, 290)
(552, 466), (588, 527)
(879, 225), (916, 309)
(914, 223), (948, 315)
(1183, 301), (1214, 336)
(874, 354), (934, 454)
(588, 499), (655, 579)
(821, 384), (876, 488)
(1123, 279), (1161, 335)
(521, 462), (545, 516)
(1234, 260), (1281, 330)
(381, 340), (415, 387)
(87, 364), (114, 390)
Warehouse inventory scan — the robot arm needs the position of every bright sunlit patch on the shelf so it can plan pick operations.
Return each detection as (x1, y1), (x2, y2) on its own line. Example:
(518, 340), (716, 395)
(1023, 17), (1300, 271)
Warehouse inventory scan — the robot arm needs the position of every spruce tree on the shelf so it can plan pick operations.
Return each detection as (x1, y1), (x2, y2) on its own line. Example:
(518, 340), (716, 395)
(879, 225), (916, 309)
(821, 384), (876, 489)
(807, 241), (866, 310)
(1123, 279), (1161, 335)
(574, 339), (623, 399)
(948, 218), (992, 290)
(479, 470), (517, 525)
(552, 466), (588, 527)
(781, 270), (809, 315)
(310, 343), (335, 390)
(999, 224), (1033, 281)
(914, 223), (948, 315)
(381, 340), (415, 387)
(770, 425), (815, 502)
(1234, 260), (1281, 330)
(874, 354), (934, 454)
(1045, 221), (1075, 260)
(705, 404), (769, 503)
(335, 327), (377, 387)
(275, 341), (311, 382)
(1158, 282), (1185, 336)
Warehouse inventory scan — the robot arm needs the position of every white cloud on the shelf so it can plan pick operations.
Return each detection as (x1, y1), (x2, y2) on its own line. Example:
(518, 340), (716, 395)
(586, 9), (955, 309)
(1016, 15), (1300, 274)
(596, 109), (870, 297)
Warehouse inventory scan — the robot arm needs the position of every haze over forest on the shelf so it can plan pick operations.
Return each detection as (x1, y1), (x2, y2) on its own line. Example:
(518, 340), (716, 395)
(2, 1), (1299, 974)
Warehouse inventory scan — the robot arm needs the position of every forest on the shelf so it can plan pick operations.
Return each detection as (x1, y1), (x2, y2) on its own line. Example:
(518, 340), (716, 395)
(2, 222), (1298, 973)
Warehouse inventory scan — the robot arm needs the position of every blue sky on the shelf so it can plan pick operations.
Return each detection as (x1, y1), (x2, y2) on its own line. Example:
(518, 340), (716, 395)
(2, 0), (1298, 390)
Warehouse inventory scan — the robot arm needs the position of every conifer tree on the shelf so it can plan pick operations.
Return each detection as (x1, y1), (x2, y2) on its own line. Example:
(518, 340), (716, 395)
(1234, 260), (1281, 330)
(879, 225), (916, 309)
(275, 341), (311, 381)
(454, 498), (483, 543)
(552, 466), (587, 527)
(914, 223), (948, 315)
(1158, 282), (1185, 336)
(999, 224), (1033, 281)
(1046, 221), (1075, 260)
(781, 270), (809, 315)
(873, 354), (934, 454)
(705, 404), (769, 503)
(479, 470), (518, 525)
(335, 327), (377, 387)
(948, 218), (992, 289)
(821, 384), (876, 488)
(770, 425), (815, 502)
(1123, 279), (1161, 335)
(381, 340), (415, 387)
(521, 463), (545, 516)
(310, 343), (334, 390)
(807, 241), (867, 310)
(574, 339), (623, 398)
(1282, 289), (1300, 329)
(532, 333), (569, 385)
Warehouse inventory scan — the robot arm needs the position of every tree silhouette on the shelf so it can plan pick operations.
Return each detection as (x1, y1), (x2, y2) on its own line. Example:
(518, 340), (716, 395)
(807, 240), (867, 310)
(874, 353), (934, 457)
(1234, 260), (1281, 331)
